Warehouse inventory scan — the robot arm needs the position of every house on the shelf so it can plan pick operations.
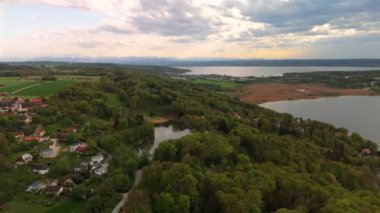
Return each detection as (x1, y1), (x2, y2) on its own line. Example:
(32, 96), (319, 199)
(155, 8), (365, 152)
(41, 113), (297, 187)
(40, 148), (55, 158)
(15, 132), (25, 142)
(32, 164), (50, 175)
(361, 148), (371, 155)
(26, 181), (46, 192)
(35, 127), (46, 137)
(43, 186), (64, 196)
(94, 163), (108, 176)
(91, 153), (104, 164)
(29, 98), (43, 106)
(17, 104), (28, 113)
(0, 107), (9, 114)
(24, 136), (44, 143)
(63, 127), (77, 134)
(81, 160), (90, 167)
(76, 146), (87, 153)
(21, 153), (33, 162)
(80, 160), (90, 172)
(73, 167), (81, 173)
(70, 142), (87, 153)
(19, 113), (32, 124)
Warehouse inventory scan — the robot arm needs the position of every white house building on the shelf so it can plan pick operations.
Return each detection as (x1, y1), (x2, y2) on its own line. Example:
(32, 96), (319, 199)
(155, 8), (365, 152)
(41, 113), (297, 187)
(32, 164), (50, 175)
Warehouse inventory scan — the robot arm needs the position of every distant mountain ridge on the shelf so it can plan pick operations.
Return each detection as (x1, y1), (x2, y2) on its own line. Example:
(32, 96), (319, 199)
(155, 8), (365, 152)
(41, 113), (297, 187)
(2, 57), (380, 67)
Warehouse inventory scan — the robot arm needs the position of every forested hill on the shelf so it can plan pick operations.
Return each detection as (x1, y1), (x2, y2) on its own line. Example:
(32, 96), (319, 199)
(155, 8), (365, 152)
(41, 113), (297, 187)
(99, 71), (380, 212)
(0, 66), (380, 212)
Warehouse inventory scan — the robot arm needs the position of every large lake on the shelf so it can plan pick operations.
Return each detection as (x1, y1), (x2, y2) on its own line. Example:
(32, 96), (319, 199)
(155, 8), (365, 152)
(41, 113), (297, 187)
(178, 66), (380, 77)
(261, 96), (380, 144)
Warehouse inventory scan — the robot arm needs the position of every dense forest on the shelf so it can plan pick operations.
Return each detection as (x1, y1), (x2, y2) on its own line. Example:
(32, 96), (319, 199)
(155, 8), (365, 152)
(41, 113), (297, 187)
(106, 71), (380, 212)
(0, 64), (380, 212)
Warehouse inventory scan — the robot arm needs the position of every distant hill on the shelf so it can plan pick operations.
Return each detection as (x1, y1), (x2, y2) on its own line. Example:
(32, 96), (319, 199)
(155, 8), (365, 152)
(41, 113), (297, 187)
(3, 57), (380, 67)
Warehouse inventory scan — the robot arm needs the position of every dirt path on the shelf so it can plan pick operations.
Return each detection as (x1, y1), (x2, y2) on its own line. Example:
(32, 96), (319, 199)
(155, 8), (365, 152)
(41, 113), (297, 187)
(239, 83), (373, 104)
(11, 83), (42, 94)
(112, 170), (143, 213)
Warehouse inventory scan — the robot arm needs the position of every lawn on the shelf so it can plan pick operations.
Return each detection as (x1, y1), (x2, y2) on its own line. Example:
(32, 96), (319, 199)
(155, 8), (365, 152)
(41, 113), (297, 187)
(4, 192), (51, 213)
(46, 199), (86, 213)
(13, 80), (76, 97)
(4, 193), (86, 213)
(192, 79), (241, 89)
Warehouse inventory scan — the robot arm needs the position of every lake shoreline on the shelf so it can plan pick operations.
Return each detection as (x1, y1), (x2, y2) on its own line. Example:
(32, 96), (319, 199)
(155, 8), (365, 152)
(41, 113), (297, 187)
(239, 83), (375, 105)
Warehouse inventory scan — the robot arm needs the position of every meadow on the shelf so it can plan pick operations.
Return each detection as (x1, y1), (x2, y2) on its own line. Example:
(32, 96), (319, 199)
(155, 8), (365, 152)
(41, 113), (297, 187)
(0, 76), (99, 98)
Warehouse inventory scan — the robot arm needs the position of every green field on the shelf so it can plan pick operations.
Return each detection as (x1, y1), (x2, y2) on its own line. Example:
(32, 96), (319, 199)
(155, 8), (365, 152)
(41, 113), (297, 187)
(13, 80), (75, 97)
(4, 192), (86, 213)
(0, 76), (100, 98)
(192, 79), (241, 89)
(0, 77), (39, 94)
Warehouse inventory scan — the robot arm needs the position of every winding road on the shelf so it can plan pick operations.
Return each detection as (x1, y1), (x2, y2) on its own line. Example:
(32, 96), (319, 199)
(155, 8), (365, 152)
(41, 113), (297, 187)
(112, 170), (142, 213)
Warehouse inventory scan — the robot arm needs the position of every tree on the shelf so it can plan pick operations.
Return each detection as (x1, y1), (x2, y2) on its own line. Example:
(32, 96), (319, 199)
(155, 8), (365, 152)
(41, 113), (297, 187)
(154, 193), (175, 213)
(71, 185), (87, 200)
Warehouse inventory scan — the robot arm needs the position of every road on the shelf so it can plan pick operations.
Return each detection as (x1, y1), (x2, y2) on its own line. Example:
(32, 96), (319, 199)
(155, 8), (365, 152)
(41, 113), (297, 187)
(112, 170), (142, 213)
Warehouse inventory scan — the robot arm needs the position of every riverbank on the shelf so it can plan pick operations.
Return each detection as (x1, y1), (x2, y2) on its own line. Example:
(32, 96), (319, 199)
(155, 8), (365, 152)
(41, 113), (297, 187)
(239, 83), (374, 104)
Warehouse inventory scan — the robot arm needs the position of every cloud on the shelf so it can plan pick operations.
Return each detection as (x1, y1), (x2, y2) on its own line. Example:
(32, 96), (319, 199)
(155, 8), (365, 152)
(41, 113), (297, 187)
(98, 24), (135, 34)
(2, 0), (380, 58)
(235, 0), (380, 33)
(130, 0), (223, 40)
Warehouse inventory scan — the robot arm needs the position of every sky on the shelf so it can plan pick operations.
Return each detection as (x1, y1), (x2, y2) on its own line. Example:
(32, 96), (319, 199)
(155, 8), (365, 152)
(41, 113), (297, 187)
(1, 0), (380, 60)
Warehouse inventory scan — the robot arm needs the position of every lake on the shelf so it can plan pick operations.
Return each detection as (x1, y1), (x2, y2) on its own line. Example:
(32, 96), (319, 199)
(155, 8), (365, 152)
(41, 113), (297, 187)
(178, 66), (380, 77)
(149, 124), (191, 155)
(261, 96), (380, 144)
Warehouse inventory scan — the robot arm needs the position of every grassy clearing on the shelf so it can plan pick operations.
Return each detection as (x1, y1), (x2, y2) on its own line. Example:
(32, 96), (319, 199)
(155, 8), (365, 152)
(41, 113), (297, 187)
(192, 79), (241, 89)
(4, 192), (51, 213)
(13, 80), (76, 97)
(46, 199), (86, 213)
(5, 193), (86, 213)
(105, 93), (124, 107)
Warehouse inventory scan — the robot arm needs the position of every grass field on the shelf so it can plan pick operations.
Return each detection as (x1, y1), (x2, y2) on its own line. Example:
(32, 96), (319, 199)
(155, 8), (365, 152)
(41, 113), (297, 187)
(0, 77), (39, 93)
(0, 76), (100, 98)
(192, 79), (241, 89)
(4, 193), (86, 213)
(13, 80), (75, 97)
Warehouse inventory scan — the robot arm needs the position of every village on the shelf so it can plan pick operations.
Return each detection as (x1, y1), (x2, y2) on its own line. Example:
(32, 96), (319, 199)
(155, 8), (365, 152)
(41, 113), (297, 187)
(1, 94), (111, 204)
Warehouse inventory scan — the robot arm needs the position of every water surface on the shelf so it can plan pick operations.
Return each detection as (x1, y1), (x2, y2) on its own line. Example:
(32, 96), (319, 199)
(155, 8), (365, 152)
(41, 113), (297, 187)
(149, 124), (191, 155)
(261, 96), (380, 144)
(178, 66), (380, 77)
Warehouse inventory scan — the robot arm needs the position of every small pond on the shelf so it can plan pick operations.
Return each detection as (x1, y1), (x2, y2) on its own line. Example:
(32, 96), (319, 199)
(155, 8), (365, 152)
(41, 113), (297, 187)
(149, 122), (191, 155)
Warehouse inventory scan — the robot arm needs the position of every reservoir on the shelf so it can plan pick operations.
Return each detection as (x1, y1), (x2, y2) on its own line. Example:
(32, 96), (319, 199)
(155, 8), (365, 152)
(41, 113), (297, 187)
(178, 66), (380, 77)
(261, 96), (380, 144)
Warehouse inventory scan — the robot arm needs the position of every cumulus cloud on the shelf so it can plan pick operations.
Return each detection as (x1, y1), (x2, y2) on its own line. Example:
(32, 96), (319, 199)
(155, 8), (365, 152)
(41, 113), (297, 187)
(2, 0), (380, 58)
(232, 0), (380, 34)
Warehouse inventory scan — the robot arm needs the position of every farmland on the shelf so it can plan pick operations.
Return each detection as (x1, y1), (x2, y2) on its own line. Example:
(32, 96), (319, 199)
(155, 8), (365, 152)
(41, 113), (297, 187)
(0, 76), (99, 98)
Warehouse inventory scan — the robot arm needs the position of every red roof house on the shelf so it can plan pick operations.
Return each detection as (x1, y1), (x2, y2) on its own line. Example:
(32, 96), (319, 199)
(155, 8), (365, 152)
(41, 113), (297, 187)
(76, 146), (87, 153)
(361, 148), (371, 155)
(24, 136), (44, 143)
(30, 98), (43, 104)
(35, 128), (46, 137)
(15, 132), (25, 142)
